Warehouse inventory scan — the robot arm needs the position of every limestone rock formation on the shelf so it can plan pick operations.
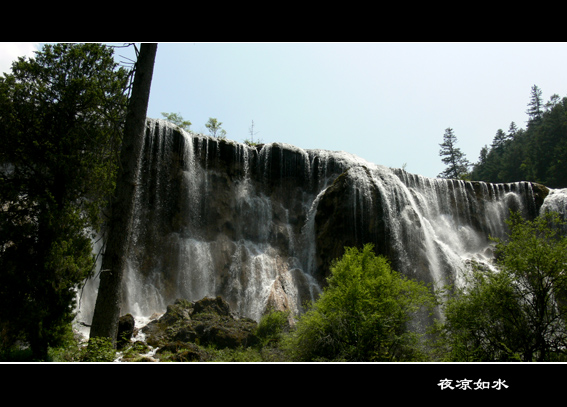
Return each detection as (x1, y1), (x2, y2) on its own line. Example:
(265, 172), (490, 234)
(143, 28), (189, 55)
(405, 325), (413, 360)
(79, 118), (565, 330)
(141, 296), (259, 352)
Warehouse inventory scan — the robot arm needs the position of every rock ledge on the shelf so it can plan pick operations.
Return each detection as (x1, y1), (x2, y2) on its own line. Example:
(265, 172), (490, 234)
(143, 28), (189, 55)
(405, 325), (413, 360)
(138, 296), (259, 361)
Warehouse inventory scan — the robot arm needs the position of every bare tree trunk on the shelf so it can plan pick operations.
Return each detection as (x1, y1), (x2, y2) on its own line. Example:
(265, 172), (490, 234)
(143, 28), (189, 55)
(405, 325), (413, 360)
(89, 43), (157, 346)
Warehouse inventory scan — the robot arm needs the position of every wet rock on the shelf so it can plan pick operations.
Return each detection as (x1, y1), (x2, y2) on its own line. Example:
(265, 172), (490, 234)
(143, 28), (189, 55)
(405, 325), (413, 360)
(116, 313), (135, 350)
(314, 167), (389, 282)
(141, 296), (259, 356)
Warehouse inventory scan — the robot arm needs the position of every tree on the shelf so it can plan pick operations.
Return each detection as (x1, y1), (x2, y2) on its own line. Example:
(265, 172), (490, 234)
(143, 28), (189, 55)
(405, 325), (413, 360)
(161, 112), (191, 130)
(440, 211), (567, 361)
(491, 129), (511, 153)
(205, 117), (226, 138)
(545, 94), (561, 112)
(438, 128), (470, 179)
(0, 43), (130, 360)
(244, 120), (262, 146)
(526, 84), (544, 124)
(89, 43), (157, 347)
(283, 244), (436, 361)
(248, 120), (259, 142)
(477, 145), (489, 166)
(508, 121), (519, 138)
(469, 87), (567, 187)
(535, 95), (567, 188)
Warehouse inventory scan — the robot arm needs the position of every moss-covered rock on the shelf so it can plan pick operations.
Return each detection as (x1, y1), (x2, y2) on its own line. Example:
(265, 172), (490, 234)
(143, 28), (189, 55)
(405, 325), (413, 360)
(140, 296), (259, 361)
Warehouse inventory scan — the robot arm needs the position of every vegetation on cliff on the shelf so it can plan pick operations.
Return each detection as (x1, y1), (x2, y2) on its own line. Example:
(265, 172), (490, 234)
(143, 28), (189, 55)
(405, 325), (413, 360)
(469, 85), (567, 188)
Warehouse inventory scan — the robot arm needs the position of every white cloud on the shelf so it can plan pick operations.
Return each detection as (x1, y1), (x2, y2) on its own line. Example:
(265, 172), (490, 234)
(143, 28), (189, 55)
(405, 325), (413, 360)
(0, 42), (40, 75)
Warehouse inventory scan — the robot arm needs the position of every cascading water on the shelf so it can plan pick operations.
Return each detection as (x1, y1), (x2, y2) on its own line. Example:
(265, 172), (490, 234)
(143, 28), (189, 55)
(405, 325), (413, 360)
(540, 188), (567, 234)
(77, 118), (560, 329)
(384, 170), (539, 288)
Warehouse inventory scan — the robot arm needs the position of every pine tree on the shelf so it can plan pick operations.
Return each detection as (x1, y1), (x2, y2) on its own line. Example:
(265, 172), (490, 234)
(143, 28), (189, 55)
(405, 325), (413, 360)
(491, 129), (510, 152)
(438, 128), (470, 179)
(508, 121), (519, 138)
(526, 84), (543, 124)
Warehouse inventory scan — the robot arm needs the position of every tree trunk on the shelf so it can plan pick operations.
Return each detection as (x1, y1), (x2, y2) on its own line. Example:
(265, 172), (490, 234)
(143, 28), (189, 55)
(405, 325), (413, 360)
(89, 43), (157, 346)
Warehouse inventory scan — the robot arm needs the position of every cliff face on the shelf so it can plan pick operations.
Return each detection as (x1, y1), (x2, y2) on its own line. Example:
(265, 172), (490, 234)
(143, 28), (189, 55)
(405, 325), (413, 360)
(121, 119), (349, 321)
(82, 118), (557, 324)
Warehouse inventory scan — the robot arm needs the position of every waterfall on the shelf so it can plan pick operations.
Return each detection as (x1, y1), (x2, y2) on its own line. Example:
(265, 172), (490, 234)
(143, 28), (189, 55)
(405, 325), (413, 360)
(540, 188), (567, 234)
(380, 170), (539, 288)
(78, 118), (563, 326)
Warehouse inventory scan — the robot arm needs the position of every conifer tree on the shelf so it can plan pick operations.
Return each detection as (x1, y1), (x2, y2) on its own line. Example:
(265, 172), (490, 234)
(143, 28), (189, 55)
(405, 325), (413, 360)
(508, 121), (519, 138)
(0, 43), (130, 359)
(491, 129), (511, 154)
(438, 128), (470, 179)
(526, 84), (543, 124)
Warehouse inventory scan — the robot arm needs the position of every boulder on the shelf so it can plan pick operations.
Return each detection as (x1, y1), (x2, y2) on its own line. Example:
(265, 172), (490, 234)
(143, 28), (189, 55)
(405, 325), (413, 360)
(141, 296), (259, 355)
(116, 313), (135, 350)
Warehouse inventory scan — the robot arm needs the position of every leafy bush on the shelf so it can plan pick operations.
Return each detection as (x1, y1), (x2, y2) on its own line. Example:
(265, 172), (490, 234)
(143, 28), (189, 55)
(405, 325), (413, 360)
(283, 244), (436, 361)
(255, 309), (290, 346)
(439, 211), (567, 361)
(81, 337), (116, 362)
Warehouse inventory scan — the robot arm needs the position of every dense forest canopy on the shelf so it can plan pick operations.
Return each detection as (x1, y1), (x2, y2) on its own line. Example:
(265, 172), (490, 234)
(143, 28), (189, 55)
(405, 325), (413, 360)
(469, 85), (567, 188)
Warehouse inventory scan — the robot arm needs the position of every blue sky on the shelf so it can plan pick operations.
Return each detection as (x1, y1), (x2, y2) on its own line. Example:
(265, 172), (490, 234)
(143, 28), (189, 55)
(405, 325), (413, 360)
(3, 42), (567, 179)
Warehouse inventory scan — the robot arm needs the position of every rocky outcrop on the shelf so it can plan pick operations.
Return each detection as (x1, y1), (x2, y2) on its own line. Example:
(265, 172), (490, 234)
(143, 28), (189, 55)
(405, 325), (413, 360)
(141, 296), (259, 354)
(116, 314), (135, 350)
(314, 167), (389, 283)
(531, 182), (551, 209)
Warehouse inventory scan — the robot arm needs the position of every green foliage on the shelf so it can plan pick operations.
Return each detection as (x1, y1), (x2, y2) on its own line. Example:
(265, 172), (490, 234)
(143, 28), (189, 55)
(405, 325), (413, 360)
(255, 309), (290, 346)
(82, 337), (117, 362)
(439, 211), (567, 361)
(471, 86), (567, 188)
(0, 43), (130, 360)
(438, 127), (470, 179)
(161, 112), (191, 130)
(245, 120), (261, 146)
(47, 323), (87, 362)
(205, 117), (227, 138)
(526, 84), (544, 123)
(283, 244), (436, 362)
(243, 138), (263, 146)
(119, 341), (152, 361)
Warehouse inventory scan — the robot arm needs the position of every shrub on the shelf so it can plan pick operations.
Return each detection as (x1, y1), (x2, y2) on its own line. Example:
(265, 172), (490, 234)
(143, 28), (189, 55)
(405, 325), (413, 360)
(283, 244), (436, 361)
(255, 309), (290, 346)
(81, 337), (116, 362)
(440, 211), (567, 361)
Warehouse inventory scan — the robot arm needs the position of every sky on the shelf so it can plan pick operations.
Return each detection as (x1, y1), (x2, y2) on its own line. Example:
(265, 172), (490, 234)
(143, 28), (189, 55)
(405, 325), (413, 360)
(2, 42), (567, 179)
